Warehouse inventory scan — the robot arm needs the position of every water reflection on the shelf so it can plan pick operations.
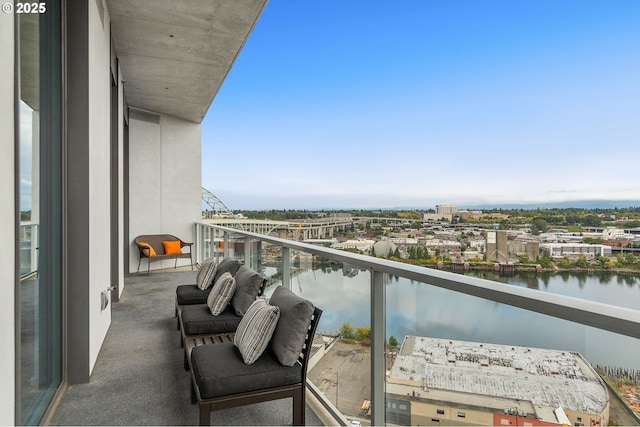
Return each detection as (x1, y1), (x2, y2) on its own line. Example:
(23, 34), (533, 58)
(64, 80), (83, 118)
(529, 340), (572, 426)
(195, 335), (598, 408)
(266, 262), (640, 370)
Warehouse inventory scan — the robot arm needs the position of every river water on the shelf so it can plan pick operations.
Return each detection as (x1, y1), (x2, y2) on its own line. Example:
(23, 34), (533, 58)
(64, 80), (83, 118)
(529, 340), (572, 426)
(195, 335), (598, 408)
(266, 264), (640, 370)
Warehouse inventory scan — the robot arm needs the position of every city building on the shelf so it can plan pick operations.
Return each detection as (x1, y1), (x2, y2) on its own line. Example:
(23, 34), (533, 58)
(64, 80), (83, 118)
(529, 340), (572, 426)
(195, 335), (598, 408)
(331, 239), (375, 252)
(486, 230), (509, 262)
(436, 205), (459, 215)
(386, 336), (610, 426)
(540, 243), (612, 259)
(2, 1), (268, 424)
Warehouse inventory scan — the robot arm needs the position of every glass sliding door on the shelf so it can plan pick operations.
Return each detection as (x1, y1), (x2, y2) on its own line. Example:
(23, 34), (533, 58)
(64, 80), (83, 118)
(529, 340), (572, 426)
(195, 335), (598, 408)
(16, 0), (62, 424)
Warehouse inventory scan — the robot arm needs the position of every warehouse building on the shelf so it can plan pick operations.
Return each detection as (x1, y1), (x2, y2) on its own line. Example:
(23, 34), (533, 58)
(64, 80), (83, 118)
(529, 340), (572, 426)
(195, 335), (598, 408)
(386, 336), (609, 426)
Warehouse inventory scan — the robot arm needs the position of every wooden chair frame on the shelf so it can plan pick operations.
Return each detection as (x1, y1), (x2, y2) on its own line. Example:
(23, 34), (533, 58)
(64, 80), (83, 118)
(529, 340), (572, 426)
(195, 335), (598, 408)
(188, 307), (322, 426)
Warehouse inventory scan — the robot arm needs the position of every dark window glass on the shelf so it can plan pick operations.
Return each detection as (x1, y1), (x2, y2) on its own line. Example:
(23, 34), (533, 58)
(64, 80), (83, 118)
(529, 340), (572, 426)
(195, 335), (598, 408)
(17, 1), (62, 424)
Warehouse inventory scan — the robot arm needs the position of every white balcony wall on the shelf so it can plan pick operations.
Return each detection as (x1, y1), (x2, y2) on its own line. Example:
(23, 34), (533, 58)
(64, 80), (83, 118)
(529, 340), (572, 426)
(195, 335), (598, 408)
(128, 114), (201, 273)
(0, 8), (16, 424)
(88, 0), (112, 371)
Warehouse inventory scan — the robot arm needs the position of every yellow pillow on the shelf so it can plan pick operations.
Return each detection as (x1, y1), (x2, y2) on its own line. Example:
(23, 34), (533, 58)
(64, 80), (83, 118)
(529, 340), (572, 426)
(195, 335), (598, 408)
(163, 240), (182, 255)
(138, 242), (156, 257)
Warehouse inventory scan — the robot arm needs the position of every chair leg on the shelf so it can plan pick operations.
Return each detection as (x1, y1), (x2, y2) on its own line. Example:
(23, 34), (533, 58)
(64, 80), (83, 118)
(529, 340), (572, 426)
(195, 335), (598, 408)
(184, 350), (189, 371)
(199, 403), (210, 425)
(175, 258), (178, 269)
(293, 386), (305, 425)
(190, 252), (194, 270)
(137, 258), (141, 275)
(190, 378), (197, 404)
(147, 258), (150, 276)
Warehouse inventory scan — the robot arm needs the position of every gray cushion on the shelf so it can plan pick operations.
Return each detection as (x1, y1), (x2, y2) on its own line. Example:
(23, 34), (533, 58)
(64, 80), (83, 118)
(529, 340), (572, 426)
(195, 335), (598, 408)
(231, 266), (266, 316)
(234, 299), (280, 365)
(269, 286), (314, 367)
(212, 258), (242, 283)
(180, 305), (242, 335)
(207, 272), (236, 316)
(176, 284), (211, 306)
(191, 343), (301, 399)
(197, 258), (218, 290)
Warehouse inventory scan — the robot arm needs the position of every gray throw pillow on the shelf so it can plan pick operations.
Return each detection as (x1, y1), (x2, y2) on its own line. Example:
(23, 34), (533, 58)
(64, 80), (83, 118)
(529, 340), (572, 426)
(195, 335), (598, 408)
(234, 298), (280, 365)
(207, 272), (236, 315)
(196, 258), (217, 290)
(212, 258), (242, 283)
(269, 286), (314, 367)
(231, 266), (266, 316)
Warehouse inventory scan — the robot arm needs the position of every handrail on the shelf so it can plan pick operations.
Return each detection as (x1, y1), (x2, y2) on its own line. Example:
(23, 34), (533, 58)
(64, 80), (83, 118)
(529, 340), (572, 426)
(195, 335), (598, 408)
(199, 223), (640, 340)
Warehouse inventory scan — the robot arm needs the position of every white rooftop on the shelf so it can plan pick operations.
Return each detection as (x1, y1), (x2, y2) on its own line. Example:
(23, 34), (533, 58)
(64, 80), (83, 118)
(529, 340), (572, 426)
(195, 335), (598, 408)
(389, 336), (608, 415)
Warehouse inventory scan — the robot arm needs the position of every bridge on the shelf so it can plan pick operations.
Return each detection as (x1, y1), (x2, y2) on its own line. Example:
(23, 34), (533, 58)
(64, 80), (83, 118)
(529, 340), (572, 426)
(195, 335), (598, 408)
(201, 188), (355, 240)
(201, 188), (451, 239)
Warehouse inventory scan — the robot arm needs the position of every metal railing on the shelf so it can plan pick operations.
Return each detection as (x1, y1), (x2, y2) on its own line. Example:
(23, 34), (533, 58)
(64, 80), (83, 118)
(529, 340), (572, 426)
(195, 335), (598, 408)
(195, 222), (640, 426)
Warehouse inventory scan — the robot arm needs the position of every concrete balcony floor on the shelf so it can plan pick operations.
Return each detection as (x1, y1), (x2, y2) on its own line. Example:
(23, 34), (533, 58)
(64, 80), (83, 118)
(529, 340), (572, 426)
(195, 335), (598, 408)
(50, 269), (325, 426)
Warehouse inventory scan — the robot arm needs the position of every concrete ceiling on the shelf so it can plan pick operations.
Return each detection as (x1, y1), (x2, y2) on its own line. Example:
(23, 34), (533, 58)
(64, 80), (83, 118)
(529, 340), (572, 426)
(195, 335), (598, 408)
(107, 0), (268, 123)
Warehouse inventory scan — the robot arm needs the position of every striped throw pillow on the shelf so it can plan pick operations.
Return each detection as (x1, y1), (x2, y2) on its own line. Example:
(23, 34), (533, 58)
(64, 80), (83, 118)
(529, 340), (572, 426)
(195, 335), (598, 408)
(207, 272), (236, 315)
(196, 258), (217, 290)
(234, 298), (280, 365)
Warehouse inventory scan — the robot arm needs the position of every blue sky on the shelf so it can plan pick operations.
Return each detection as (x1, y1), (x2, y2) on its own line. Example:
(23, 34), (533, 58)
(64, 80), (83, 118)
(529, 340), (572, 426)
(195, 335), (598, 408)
(202, 0), (640, 210)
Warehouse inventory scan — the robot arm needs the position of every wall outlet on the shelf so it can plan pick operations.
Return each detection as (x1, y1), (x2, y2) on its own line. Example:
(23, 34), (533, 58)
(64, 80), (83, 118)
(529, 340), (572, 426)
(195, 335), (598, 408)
(101, 290), (109, 311)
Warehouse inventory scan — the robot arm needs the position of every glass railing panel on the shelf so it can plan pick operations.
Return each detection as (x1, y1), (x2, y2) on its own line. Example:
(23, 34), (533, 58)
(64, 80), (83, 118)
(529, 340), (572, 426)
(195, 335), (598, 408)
(197, 223), (226, 264)
(265, 257), (372, 426)
(384, 269), (640, 427)
(19, 223), (39, 277)
(252, 241), (283, 289)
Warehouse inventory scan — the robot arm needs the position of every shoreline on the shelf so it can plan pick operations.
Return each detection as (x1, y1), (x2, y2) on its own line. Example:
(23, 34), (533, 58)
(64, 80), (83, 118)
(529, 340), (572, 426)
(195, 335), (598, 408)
(420, 262), (640, 275)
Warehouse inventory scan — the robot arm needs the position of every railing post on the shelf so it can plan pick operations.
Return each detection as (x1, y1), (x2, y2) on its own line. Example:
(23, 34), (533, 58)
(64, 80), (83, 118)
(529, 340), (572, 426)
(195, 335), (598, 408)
(371, 269), (386, 426)
(244, 236), (251, 268)
(194, 223), (202, 264)
(223, 232), (229, 258)
(283, 247), (291, 290)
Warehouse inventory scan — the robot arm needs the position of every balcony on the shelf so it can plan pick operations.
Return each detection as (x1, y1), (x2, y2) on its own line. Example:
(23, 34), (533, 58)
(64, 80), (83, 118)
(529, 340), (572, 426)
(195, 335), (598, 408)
(49, 268), (327, 426)
(51, 223), (640, 426)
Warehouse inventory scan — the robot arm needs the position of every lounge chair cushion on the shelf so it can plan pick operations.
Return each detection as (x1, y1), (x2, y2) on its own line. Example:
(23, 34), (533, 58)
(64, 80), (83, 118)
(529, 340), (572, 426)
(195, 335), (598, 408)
(234, 298), (280, 364)
(191, 343), (301, 399)
(181, 305), (242, 336)
(231, 266), (267, 316)
(207, 272), (236, 316)
(176, 284), (211, 306)
(269, 286), (315, 367)
(196, 258), (218, 290)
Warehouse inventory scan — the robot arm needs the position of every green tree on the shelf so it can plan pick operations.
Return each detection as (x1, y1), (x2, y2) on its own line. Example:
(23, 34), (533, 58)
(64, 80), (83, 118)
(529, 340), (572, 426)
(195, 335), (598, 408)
(574, 255), (589, 269)
(339, 322), (355, 339)
(388, 336), (398, 348)
(355, 326), (371, 341)
(531, 218), (549, 235)
(558, 257), (572, 269)
(537, 255), (553, 268)
(393, 247), (401, 258)
(583, 215), (602, 227)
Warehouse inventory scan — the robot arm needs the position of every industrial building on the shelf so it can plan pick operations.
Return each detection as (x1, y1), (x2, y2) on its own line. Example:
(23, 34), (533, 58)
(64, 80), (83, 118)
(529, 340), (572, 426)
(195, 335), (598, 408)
(540, 243), (612, 259)
(386, 336), (609, 426)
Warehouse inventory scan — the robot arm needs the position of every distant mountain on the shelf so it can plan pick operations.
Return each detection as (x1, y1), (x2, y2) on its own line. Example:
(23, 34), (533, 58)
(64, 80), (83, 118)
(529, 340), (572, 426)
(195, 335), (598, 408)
(377, 200), (640, 211)
(462, 200), (640, 210)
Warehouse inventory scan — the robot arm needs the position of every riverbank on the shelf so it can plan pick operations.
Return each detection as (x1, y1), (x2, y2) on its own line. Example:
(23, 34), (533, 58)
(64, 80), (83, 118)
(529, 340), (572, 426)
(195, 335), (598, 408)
(420, 261), (640, 275)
